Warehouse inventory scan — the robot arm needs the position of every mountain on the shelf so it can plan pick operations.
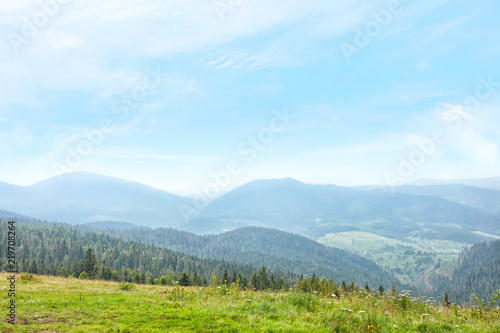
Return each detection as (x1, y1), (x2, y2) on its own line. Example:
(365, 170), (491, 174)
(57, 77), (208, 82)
(0, 172), (189, 227)
(181, 178), (500, 243)
(4, 173), (500, 244)
(83, 221), (142, 230)
(0, 209), (29, 219)
(385, 184), (500, 216)
(412, 177), (500, 191)
(102, 226), (399, 288)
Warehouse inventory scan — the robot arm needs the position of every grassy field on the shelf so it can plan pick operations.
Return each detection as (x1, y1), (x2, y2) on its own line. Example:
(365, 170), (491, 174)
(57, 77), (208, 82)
(1, 273), (499, 332)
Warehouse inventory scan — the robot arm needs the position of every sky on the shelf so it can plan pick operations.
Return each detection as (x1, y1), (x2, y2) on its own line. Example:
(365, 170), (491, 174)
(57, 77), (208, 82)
(0, 0), (499, 197)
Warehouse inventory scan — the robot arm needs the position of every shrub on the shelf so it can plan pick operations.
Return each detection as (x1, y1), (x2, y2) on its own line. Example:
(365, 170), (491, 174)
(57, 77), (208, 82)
(19, 273), (38, 281)
(119, 283), (136, 291)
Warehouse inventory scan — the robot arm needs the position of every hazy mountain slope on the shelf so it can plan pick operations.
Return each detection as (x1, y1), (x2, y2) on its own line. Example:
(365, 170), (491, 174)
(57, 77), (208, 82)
(0, 209), (29, 219)
(0, 172), (189, 227)
(103, 226), (399, 288)
(83, 221), (142, 230)
(182, 179), (500, 242)
(412, 177), (500, 191)
(354, 184), (500, 216)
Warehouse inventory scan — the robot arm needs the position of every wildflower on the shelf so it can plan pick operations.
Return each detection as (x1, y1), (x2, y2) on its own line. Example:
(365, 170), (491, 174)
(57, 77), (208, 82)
(246, 299), (252, 302)
(359, 311), (366, 314)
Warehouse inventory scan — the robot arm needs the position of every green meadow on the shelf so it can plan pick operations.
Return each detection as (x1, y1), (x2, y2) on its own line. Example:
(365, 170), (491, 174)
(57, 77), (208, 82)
(1, 273), (499, 332)
(318, 232), (469, 285)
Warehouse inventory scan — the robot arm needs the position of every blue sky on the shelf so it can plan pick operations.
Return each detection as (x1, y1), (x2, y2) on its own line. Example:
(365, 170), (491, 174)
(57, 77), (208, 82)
(1, 0), (499, 196)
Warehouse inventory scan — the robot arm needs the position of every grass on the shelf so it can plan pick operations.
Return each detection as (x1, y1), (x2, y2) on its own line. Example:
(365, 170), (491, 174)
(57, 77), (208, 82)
(1, 273), (499, 332)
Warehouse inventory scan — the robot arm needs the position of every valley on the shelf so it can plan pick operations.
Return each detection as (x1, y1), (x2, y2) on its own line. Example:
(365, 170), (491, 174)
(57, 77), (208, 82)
(1, 172), (500, 309)
(318, 231), (466, 285)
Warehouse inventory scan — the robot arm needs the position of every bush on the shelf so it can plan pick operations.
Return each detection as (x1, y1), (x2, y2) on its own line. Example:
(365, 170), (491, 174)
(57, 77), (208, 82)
(119, 283), (136, 291)
(19, 273), (38, 281)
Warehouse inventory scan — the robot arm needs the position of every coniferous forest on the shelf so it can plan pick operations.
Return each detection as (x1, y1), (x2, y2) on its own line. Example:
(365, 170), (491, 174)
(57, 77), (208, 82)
(0, 219), (295, 289)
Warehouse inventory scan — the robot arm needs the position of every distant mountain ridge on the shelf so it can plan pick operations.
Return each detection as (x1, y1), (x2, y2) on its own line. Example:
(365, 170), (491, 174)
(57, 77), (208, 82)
(0, 172), (189, 227)
(0, 209), (30, 219)
(182, 178), (500, 243)
(411, 177), (500, 191)
(1, 172), (500, 245)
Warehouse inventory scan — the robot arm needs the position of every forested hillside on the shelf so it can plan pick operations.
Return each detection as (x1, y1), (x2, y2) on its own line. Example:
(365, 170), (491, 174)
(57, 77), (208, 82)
(434, 240), (500, 303)
(101, 226), (399, 289)
(0, 220), (294, 287)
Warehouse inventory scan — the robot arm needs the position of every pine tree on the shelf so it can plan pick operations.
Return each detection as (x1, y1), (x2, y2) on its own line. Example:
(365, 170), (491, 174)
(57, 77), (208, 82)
(257, 266), (270, 290)
(278, 277), (289, 290)
(231, 270), (237, 285)
(83, 248), (97, 278)
(250, 272), (258, 289)
(179, 272), (191, 286)
(443, 293), (451, 307)
(29, 259), (38, 274)
(192, 271), (201, 286)
(310, 273), (319, 291)
(378, 284), (385, 295)
(270, 273), (276, 290)
(222, 268), (229, 286)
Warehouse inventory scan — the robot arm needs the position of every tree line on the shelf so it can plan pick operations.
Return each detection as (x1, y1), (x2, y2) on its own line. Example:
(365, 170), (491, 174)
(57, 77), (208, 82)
(0, 220), (296, 289)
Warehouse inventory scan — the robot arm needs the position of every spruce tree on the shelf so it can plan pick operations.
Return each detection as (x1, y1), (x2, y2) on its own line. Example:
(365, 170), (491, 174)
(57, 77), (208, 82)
(179, 272), (191, 286)
(222, 268), (229, 285)
(443, 293), (451, 307)
(378, 284), (385, 295)
(231, 270), (237, 285)
(192, 271), (201, 286)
